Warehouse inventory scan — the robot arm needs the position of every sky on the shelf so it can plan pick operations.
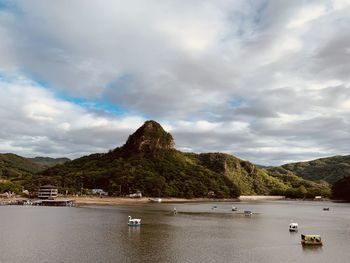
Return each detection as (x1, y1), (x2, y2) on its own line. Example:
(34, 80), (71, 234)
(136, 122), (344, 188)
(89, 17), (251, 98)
(0, 0), (350, 165)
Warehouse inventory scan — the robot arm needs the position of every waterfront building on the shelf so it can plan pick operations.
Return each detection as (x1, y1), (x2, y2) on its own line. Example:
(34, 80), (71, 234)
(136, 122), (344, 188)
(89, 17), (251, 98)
(38, 185), (58, 199)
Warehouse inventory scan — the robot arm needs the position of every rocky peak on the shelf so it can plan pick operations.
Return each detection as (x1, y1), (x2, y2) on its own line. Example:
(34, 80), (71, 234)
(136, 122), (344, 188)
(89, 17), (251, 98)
(122, 120), (175, 156)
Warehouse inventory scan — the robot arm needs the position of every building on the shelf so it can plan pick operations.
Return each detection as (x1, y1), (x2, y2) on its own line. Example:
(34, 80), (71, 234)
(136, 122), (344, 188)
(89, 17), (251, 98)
(38, 185), (58, 199)
(129, 191), (142, 198)
(91, 189), (108, 196)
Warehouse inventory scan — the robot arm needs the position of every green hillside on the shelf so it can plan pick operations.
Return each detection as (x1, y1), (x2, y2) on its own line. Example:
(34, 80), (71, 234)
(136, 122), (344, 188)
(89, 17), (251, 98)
(280, 155), (350, 184)
(0, 153), (42, 192)
(32, 120), (330, 198)
(27, 157), (70, 168)
(0, 153), (42, 179)
(0, 121), (335, 198)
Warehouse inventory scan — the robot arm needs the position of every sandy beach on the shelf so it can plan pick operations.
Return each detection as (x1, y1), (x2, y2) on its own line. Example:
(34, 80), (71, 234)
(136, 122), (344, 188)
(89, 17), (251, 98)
(54, 195), (285, 206)
(54, 196), (240, 206)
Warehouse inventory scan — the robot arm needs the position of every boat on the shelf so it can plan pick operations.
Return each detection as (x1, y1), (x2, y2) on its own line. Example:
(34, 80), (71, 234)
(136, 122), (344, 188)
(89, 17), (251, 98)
(128, 216), (141, 226)
(301, 234), (323, 246)
(323, 207), (330, 211)
(244, 210), (252, 216)
(149, 198), (162, 203)
(232, 206), (238, 211)
(289, 222), (298, 232)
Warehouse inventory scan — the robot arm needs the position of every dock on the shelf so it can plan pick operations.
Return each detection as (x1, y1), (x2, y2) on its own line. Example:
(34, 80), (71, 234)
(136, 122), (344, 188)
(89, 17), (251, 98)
(0, 199), (75, 207)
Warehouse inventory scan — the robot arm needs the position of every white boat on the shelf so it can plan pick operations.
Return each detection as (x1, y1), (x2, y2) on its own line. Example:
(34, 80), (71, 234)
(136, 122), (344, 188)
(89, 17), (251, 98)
(232, 206), (238, 211)
(289, 222), (298, 232)
(149, 198), (162, 203)
(128, 216), (141, 226)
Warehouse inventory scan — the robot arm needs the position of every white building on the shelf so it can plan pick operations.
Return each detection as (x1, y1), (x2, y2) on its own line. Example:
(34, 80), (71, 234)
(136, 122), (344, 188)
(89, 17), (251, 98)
(38, 185), (58, 199)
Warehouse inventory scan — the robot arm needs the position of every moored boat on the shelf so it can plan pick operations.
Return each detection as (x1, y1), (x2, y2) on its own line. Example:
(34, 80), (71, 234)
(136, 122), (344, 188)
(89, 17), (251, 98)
(289, 222), (298, 232)
(128, 216), (141, 226)
(301, 234), (322, 246)
(244, 210), (252, 216)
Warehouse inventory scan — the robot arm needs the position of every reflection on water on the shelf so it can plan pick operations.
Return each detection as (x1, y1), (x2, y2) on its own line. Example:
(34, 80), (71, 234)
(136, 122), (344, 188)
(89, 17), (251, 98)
(302, 245), (324, 257)
(0, 201), (349, 263)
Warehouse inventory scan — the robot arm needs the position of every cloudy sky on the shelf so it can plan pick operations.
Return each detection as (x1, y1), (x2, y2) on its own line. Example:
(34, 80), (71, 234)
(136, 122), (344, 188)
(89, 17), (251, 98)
(0, 0), (349, 165)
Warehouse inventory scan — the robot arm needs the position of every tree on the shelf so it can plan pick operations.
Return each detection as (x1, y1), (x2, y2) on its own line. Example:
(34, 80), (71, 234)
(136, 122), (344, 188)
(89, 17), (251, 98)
(332, 176), (350, 201)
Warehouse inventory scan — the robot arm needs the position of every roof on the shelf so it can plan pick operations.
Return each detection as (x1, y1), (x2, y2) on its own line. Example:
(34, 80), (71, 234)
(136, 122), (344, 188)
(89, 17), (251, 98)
(302, 234), (321, 238)
(39, 185), (57, 189)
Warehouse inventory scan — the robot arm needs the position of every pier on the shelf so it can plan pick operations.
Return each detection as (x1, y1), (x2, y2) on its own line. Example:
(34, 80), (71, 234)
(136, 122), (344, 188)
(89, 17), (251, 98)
(0, 199), (75, 207)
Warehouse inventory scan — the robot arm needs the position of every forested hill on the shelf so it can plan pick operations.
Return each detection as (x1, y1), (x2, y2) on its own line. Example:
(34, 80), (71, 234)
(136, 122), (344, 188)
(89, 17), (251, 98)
(27, 157), (70, 168)
(34, 120), (330, 198)
(0, 153), (42, 179)
(279, 155), (350, 184)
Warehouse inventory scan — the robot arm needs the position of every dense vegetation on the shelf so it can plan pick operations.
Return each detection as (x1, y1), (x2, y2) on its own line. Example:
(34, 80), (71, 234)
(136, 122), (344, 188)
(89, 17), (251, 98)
(0, 153), (42, 192)
(280, 155), (350, 184)
(332, 176), (350, 201)
(27, 157), (70, 168)
(0, 121), (333, 198)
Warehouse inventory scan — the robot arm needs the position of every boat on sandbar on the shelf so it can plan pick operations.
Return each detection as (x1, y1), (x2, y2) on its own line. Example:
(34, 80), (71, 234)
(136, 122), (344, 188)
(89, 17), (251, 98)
(128, 216), (141, 226)
(301, 234), (323, 246)
(289, 222), (298, 232)
(149, 198), (162, 203)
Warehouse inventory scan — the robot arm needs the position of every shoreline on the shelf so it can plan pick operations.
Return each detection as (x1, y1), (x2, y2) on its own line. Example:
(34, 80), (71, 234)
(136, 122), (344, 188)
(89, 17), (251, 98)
(57, 197), (241, 206)
(60, 195), (286, 206)
(2, 195), (336, 206)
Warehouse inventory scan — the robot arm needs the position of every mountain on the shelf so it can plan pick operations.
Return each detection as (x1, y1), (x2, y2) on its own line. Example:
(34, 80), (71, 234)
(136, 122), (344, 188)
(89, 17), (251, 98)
(122, 120), (175, 157)
(0, 153), (42, 178)
(0, 153), (42, 192)
(27, 157), (70, 168)
(34, 120), (330, 198)
(278, 155), (350, 184)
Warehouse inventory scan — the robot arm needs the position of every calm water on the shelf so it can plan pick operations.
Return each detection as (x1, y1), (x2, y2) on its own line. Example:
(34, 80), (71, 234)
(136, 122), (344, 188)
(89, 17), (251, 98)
(0, 201), (349, 263)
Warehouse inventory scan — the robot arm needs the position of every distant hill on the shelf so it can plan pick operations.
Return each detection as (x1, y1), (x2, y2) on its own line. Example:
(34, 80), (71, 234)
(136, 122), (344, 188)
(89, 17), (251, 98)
(27, 157), (70, 168)
(279, 155), (350, 184)
(35, 120), (330, 198)
(0, 154), (70, 192)
(0, 153), (42, 187)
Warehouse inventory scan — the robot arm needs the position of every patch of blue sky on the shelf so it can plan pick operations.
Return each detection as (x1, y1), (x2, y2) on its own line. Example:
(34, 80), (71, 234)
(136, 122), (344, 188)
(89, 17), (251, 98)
(19, 70), (132, 117)
(0, 0), (22, 15)
(228, 97), (246, 108)
(57, 94), (130, 116)
(0, 0), (9, 10)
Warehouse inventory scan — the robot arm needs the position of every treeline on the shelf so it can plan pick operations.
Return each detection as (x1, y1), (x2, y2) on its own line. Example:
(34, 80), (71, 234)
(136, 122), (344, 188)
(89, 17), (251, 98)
(23, 151), (330, 199)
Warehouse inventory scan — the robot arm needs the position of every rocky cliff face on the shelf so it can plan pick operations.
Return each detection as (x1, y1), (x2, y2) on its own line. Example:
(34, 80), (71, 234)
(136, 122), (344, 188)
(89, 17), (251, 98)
(121, 120), (175, 156)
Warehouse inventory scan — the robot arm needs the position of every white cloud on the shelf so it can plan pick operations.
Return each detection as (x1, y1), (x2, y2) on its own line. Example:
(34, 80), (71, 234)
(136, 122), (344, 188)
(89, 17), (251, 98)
(287, 5), (327, 28)
(0, 0), (349, 165)
(0, 76), (146, 157)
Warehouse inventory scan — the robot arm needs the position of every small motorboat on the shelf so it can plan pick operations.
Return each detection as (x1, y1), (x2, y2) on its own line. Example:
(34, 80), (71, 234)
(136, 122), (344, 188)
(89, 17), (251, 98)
(232, 206), (238, 211)
(173, 207), (177, 215)
(323, 207), (330, 211)
(289, 222), (298, 232)
(149, 198), (162, 203)
(301, 234), (323, 246)
(212, 205), (218, 210)
(128, 216), (141, 226)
